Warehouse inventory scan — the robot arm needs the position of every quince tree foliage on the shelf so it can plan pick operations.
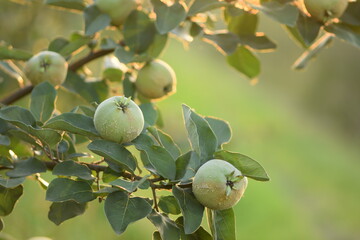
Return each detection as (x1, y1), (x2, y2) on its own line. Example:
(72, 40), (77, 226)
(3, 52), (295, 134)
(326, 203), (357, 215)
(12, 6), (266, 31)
(0, 0), (360, 239)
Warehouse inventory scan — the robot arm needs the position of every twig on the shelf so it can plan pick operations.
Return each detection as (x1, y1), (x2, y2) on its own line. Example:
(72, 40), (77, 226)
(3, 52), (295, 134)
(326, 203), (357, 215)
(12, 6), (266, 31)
(151, 185), (160, 212)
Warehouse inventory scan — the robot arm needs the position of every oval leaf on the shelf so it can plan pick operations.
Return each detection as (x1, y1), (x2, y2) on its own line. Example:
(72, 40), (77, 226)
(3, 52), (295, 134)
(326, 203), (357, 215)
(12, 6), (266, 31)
(52, 161), (94, 180)
(182, 104), (217, 164)
(44, 112), (99, 138)
(152, 0), (187, 34)
(46, 178), (95, 203)
(172, 185), (204, 234)
(0, 185), (23, 216)
(30, 82), (57, 123)
(6, 158), (47, 178)
(104, 191), (152, 235)
(87, 139), (137, 173)
(147, 210), (180, 240)
(214, 150), (270, 181)
(48, 200), (87, 225)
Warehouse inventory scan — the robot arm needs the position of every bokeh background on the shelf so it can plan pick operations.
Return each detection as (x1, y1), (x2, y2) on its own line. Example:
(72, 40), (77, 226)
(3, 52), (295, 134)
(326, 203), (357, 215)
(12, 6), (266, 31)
(1, 0), (360, 239)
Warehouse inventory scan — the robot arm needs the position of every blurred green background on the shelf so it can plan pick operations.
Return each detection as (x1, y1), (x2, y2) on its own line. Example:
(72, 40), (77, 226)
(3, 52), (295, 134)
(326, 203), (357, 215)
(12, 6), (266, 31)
(1, 1), (360, 239)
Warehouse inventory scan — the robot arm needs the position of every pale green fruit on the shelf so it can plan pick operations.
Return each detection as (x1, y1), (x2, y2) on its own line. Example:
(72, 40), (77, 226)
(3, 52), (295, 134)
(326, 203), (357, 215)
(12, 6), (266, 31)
(135, 60), (176, 100)
(94, 96), (144, 144)
(192, 159), (248, 210)
(304, 0), (348, 22)
(95, 0), (137, 26)
(24, 51), (68, 86)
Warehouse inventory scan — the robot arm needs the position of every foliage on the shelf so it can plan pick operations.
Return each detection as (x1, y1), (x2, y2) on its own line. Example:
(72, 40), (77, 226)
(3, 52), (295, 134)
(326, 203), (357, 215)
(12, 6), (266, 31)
(0, 0), (359, 239)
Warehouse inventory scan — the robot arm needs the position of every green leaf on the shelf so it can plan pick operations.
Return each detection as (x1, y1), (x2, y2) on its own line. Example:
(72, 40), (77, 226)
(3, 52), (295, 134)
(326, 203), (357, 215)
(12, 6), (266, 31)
(87, 139), (137, 173)
(147, 210), (181, 240)
(6, 158), (47, 178)
(0, 218), (3, 231)
(0, 177), (25, 188)
(340, 1), (360, 26)
(0, 156), (13, 168)
(153, 231), (161, 240)
(46, 178), (95, 203)
(227, 46), (260, 79)
(44, 112), (99, 138)
(172, 186), (204, 234)
(58, 32), (91, 57)
(140, 103), (158, 127)
(148, 126), (181, 160)
(325, 23), (360, 49)
(48, 37), (69, 53)
(158, 195), (181, 215)
(226, 8), (258, 36)
(109, 175), (149, 193)
(84, 4), (111, 36)
(30, 82), (57, 123)
(132, 134), (177, 180)
(152, 0), (187, 34)
(45, 0), (86, 11)
(188, 0), (227, 16)
(0, 185), (23, 216)
(48, 200), (87, 225)
(145, 32), (169, 59)
(182, 104), (217, 164)
(29, 128), (62, 148)
(104, 191), (152, 235)
(0, 135), (10, 146)
(203, 33), (239, 55)
(0, 44), (32, 61)
(52, 161), (94, 180)
(175, 151), (201, 182)
(175, 217), (212, 240)
(0, 106), (36, 132)
(63, 72), (108, 104)
(238, 34), (277, 51)
(295, 14), (321, 47)
(205, 116), (231, 148)
(208, 208), (236, 240)
(214, 150), (270, 181)
(123, 10), (157, 53)
(103, 68), (123, 82)
(251, 2), (299, 27)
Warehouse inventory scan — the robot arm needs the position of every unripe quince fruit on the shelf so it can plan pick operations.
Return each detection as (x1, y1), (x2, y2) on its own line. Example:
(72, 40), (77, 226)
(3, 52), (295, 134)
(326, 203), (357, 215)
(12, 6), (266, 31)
(135, 59), (177, 100)
(24, 51), (68, 86)
(94, 96), (144, 144)
(192, 159), (248, 210)
(304, 0), (348, 22)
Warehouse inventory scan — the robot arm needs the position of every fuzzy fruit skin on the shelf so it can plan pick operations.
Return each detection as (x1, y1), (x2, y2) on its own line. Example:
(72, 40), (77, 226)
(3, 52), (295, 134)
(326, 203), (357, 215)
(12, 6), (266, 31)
(192, 159), (248, 210)
(94, 96), (144, 144)
(95, 0), (137, 26)
(24, 51), (68, 86)
(135, 60), (177, 100)
(304, 0), (348, 22)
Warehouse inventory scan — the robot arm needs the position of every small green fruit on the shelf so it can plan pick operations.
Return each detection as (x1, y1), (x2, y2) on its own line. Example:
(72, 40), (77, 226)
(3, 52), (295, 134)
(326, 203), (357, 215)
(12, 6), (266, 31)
(304, 0), (348, 22)
(192, 159), (248, 210)
(24, 51), (68, 86)
(94, 96), (144, 144)
(95, 0), (137, 26)
(135, 60), (177, 100)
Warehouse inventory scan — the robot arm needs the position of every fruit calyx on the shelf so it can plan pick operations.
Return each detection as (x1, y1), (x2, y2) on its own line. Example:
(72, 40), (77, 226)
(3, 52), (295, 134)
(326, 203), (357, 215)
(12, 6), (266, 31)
(40, 58), (51, 73)
(114, 97), (131, 113)
(163, 84), (173, 94)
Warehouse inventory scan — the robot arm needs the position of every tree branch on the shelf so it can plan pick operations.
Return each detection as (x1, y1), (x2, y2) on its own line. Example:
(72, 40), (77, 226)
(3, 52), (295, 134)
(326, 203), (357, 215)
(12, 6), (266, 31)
(0, 48), (115, 106)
